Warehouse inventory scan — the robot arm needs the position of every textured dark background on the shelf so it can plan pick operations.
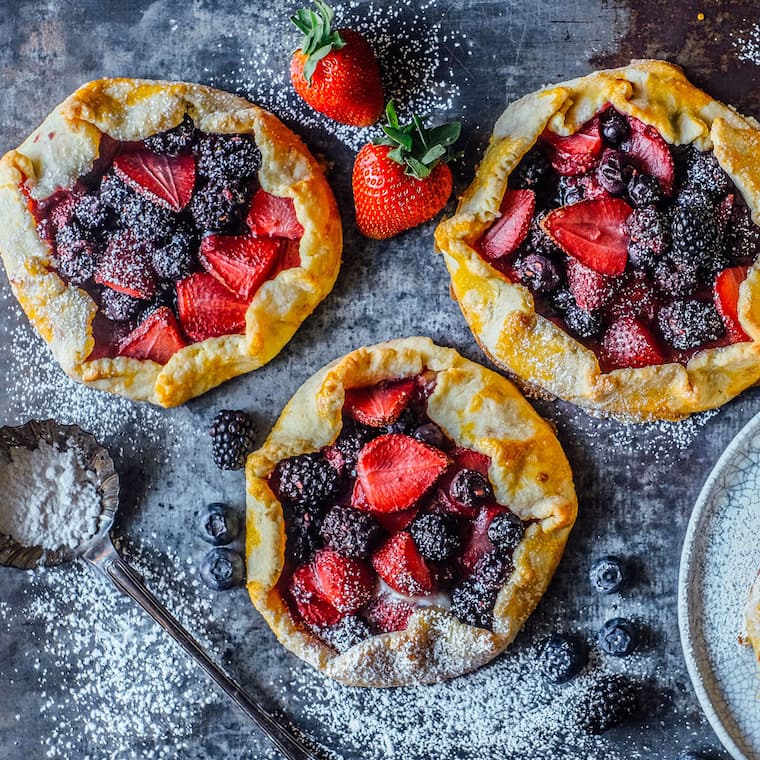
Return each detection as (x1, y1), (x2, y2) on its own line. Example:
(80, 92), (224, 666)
(1, 0), (759, 758)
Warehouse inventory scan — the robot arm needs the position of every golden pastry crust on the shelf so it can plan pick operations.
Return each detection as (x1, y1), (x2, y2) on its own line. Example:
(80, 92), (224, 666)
(0, 78), (342, 407)
(245, 336), (577, 687)
(435, 60), (760, 421)
(746, 571), (760, 661)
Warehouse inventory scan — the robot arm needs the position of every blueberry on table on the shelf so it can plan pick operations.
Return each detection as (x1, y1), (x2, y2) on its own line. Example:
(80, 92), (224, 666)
(597, 617), (638, 657)
(198, 502), (240, 545)
(200, 547), (245, 591)
(589, 555), (626, 594)
(538, 633), (587, 683)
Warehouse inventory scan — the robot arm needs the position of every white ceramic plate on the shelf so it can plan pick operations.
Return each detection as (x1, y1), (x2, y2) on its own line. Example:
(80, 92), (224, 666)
(679, 411), (760, 760)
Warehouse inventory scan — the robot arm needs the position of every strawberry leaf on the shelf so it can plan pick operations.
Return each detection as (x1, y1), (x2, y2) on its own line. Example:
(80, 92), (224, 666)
(291, 2), (346, 84)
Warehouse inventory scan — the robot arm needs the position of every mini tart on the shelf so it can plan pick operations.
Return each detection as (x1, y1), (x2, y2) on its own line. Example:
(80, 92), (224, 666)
(0, 78), (342, 407)
(245, 337), (577, 687)
(435, 60), (760, 421)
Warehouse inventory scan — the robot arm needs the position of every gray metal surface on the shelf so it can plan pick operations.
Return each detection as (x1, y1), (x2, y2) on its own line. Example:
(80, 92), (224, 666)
(1, 0), (759, 757)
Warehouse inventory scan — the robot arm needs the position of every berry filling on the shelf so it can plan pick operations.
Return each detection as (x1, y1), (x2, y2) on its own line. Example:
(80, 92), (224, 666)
(268, 372), (528, 650)
(27, 118), (304, 364)
(480, 106), (759, 371)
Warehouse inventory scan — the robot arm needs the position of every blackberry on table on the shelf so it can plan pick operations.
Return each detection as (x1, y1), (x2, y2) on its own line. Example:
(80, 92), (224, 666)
(100, 287), (141, 322)
(410, 513), (461, 561)
(450, 468), (494, 509)
(322, 615), (372, 653)
(190, 178), (252, 233)
(657, 299), (725, 351)
(451, 579), (498, 629)
(487, 511), (525, 555)
(538, 633), (587, 683)
(196, 133), (261, 180)
(276, 452), (340, 508)
(600, 108), (630, 147)
(508, 147), (552, 190)
(144, 114), (196, 156)
(320, 505), (380, 559)
(209, 409), (256, 470)
(575, 674), (639, 734)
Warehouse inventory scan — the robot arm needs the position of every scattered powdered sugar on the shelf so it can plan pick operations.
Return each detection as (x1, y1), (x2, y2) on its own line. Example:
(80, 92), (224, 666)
(0, 438), (100, 550)
(733, 22), (760, 66)
(204, 0), (469, 151)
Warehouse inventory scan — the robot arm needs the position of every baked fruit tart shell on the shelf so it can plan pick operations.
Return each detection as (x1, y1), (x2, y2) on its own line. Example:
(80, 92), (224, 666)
(245, 336), (577, 687)
(434, 60), (760, 421)
(0, 78), (342, 407)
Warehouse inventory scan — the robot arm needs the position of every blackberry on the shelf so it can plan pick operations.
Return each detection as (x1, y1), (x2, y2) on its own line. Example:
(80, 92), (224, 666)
(627, 172), (662, 207)
(196, 133), (261, 180)
(285, 505), (323, 563)
(597, 617), (638, 657)
(589, 555), (626, 594)
(726, 204), (760, 260)
(209, 409), (256, 470)
(122, 194), (177, 243)
(564, 301), (603, 339)
(527, 211), (562, 256)
(487, 511), (525, 555)
(320, 505), (380, 559)
(575, 674), (639, 734)
(54, 224), (99, 284)
(333, 423), (376, 474)
(657, 299), (725, 351)
(322, 615), (372, 652)
(73, 193), (111, 230)
(686, 149), (731, 197)
(508, 147), (552, 190)
(152, 223), (198, 280)
(276, 452), (340, 508)
(549, 286), (574, 314)
(190, 178), (252, 232)
(472, 550), (511, 590)
(450, 468), (494, 509)
(555, 175), (585, 206)
(383, 407), (417, 436)
(538, 633), (587, 683)
(411, 422), (446, 449)
(451, 579), (497, 629)
(410, 513), (461, 561)
(653, 258), (699, 298)
(670, 206), (720, 270)
(139, 283), (178, 322)
(100, 287), (141, 322)
(625, 205), (669, 257)
(627, 241), (657, 272)
(597, 150), (630, 195)
(513, 253), (561, 295)
(99, 172), (133, 211)
(675, 185), (714, 211)
(144, 114), (196, 156)
(600, 108), (630, 147)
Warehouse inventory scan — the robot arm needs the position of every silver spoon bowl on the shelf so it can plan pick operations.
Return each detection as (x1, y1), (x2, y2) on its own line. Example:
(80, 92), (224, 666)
(0, 419), (321, 760)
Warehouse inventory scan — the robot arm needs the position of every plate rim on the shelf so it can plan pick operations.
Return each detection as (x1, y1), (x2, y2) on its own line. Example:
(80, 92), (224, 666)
(677, 410), (760, 760)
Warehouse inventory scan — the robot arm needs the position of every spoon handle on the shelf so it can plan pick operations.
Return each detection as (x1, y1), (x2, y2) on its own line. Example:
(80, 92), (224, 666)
(84, 542), (321, 760)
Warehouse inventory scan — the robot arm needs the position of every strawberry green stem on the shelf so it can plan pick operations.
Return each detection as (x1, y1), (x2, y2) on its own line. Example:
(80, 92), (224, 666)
(290, 1), (346, 84)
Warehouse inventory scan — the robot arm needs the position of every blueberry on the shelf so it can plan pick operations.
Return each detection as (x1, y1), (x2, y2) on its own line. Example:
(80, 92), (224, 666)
(538, 633), (587, 683)
(564, 301), (603, 340)
(676, 752), (713, 760)
(472, 550), (511, 590)
(628, 173), (662, 207)
(450, 469), (494, 509)
(597, 150), (631, 196)
(198, 502), (240, 545)
(410, 513), (461, 561)
(513, 253), (562, 295)
(589, 555), (626, 594)
(597, 617), (638, 657)
(600, 109), (630, 148)
(411, 422), (445, 449)
(199, 547), (245, 590)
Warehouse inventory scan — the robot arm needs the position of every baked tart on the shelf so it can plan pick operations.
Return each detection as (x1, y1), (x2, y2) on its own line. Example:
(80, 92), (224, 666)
(245, 337), (577, 686)
(0, 78), (341, 407)
(435, 60), (760, 421)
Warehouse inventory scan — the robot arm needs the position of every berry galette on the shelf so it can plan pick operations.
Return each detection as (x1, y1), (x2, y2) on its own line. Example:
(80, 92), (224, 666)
(244, 337), (577, 686)
(0, 79), (341, 406)
(435, 61), (760, 421)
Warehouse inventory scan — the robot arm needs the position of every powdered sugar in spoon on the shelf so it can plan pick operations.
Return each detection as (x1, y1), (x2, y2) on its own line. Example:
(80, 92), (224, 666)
(0, 419), (321, 760)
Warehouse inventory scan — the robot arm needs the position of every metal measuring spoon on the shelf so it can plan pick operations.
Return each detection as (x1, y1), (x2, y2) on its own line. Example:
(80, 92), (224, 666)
(0, 419), (321, 760)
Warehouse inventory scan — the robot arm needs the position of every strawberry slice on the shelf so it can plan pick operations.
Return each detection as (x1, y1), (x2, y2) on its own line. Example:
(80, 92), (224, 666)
(374, 507), (419, 532)
(714, 266), (751, 343)
(247, 189), (304, 240)
(605, 271), (657, 323)
(542, 117), (603, 176)
(113, 151), (195, 211)
(288, 564), (343, 628)
(542, 198), (632, 275)
(371, 532), (433, 597)
(345, 378), (416, 427)
(480, 189), (536, 261)
(356, 434), (449, 513)
(176, 271), (249, 342)
(364, 594), (414, 633)
(94, 232), (157, 299)
(199, 234), (281, 300)
(461, 504), (508, 573)
(118, 306), (188, 364)
(451, 448), (490, 475)
(565, 256), (618, 311)
(600, 316), (665, 371)
(622, 117), (674, 195)
(313, 549), (375, 614)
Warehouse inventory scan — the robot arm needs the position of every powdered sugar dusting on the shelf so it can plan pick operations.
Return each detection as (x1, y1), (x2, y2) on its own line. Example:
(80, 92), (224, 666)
(205, 0), (468, 151)
(733, 22), (760, 65)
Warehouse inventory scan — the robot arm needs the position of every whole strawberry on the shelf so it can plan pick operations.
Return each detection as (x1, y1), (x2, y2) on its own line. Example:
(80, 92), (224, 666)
(289, 1), (384, 127)
(353, 101), (461, 239)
